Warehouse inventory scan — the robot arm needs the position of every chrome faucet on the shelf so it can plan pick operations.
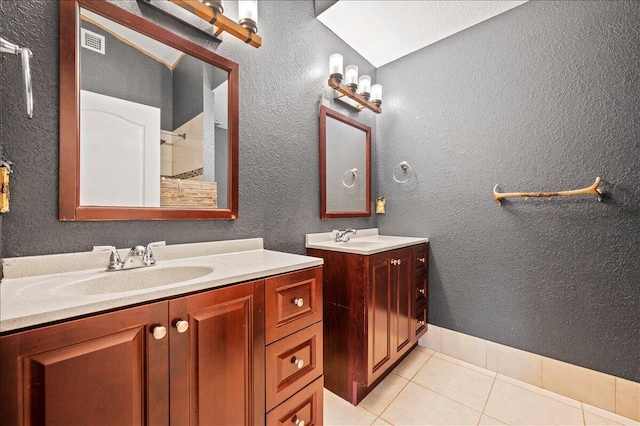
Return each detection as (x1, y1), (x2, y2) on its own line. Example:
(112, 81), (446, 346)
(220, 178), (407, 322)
(93, 241), (166, 271)
(333, 228), (357, 242)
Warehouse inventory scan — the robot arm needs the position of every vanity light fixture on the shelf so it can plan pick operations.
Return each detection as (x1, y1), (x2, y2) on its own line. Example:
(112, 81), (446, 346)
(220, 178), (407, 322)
(328, 55), (382, 114)
(141, 0), (262, 48)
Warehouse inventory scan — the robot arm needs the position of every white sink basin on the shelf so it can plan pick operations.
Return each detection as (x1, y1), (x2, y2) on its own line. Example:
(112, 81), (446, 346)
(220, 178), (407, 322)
(50, 266), (215, 296)
(337, 241), (389, 248)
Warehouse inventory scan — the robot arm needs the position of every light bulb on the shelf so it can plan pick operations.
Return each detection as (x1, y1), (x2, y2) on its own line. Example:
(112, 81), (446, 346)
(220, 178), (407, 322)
(370, 84), (382, 106)
(345, 65), (358, 91)
(358, 75), (371, 100)
(238, 0), (258, 33)
(329, 54), (343, 83)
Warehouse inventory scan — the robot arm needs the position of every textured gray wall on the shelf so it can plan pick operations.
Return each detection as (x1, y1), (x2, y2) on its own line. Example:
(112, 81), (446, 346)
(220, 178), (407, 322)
(172, 54), (202, 129)
(377, 1), (640, 381)
(0, 0), (377, 258)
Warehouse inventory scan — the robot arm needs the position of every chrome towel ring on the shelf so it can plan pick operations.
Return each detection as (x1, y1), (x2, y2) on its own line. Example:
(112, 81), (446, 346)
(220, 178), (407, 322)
(342, 168), (358, 188)
(393, 161), (412, 183)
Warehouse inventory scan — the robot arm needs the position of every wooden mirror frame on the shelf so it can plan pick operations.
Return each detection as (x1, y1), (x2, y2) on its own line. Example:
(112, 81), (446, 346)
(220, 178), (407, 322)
(59, 0), (239, 220)
(319, 106), (371, 219)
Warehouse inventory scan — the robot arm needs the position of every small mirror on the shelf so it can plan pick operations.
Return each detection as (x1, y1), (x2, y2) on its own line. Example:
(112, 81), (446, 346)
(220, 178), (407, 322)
(60, 0), (238, 220)
(320, 106), (371, 218)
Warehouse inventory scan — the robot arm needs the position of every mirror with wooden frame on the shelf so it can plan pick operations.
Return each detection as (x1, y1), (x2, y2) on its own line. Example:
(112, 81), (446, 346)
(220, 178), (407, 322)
(59, 0), (238, 220)
(319, 106), (371, 218)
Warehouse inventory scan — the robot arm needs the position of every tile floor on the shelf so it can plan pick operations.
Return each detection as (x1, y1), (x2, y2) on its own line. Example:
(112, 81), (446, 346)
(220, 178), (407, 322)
(324, 346), (639, 426)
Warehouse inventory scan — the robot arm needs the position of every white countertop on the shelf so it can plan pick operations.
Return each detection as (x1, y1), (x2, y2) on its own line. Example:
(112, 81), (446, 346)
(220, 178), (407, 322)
(305, 228), (428, 255)
(0, 239), (322, 333)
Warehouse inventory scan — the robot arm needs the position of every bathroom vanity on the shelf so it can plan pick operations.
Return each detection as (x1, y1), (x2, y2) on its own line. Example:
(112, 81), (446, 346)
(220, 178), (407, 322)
(306, 229), (428, 405)
(0, 239), (323, 425)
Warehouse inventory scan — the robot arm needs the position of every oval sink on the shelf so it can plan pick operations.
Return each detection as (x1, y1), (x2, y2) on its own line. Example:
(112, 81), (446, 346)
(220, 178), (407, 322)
(52, 266), (215, 296)
(337, 241), (387, 248)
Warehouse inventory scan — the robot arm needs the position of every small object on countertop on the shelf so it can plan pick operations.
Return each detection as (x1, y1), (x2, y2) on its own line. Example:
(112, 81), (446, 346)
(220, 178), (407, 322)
(376, 197), (386, 214)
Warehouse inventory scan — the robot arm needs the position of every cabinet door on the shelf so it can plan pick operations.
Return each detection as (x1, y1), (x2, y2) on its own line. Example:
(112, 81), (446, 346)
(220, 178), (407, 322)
(392, 247), (414, 358)
(169, 280), (265, 426)
(0, 302), (169, 426)
(367, 252), (393, 385)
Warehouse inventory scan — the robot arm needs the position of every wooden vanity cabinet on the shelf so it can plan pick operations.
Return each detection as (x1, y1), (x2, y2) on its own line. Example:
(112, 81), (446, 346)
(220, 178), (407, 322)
(1, 267), (324, 426)
(307, 243), (428, 405)
(0, 301), (171, 426)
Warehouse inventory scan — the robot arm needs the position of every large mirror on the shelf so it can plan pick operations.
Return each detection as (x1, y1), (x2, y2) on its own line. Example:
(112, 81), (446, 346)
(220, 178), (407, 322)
(60, 0), (238, 220)
(319, 106), (371, 218)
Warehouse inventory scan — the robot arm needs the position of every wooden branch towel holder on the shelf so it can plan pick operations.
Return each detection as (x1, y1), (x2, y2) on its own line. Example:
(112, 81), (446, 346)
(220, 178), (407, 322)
(493, 177), (603, 206)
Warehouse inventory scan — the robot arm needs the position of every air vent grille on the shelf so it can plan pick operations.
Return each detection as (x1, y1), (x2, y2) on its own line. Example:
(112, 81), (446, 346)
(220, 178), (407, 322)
(81, 28), (105, 54)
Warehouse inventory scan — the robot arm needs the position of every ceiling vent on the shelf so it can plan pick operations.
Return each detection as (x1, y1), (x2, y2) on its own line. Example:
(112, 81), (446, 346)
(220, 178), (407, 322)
(81, 28), (105, 54)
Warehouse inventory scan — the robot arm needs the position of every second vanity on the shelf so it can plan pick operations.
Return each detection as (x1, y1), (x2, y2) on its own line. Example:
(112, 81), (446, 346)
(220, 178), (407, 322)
(306, 229), (429, 405)
(0, 239), (324, 426)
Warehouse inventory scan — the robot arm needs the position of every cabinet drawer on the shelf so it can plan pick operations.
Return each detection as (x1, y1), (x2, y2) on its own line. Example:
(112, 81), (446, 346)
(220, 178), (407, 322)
(267, 376), (324, 426)
(414, 274), (428, 309)
(414, 243), (428, 277)
(266, 322), (323, 410)
(414, 306), (428, 339)
(266, 267), (323, 344)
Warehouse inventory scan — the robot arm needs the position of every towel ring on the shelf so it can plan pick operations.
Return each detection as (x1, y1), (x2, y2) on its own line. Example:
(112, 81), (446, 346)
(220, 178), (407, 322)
(342, 168), (358, 188)
(393, 161), (412, 183)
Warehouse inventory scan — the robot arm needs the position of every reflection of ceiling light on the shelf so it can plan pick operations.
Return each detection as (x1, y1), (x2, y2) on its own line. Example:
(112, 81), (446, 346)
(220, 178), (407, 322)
(142, 0), (261, 48)
(328, 55), (382, 114)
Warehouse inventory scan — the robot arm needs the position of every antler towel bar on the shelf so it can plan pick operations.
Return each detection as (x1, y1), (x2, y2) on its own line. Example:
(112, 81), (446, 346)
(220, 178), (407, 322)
(493, 177), (603, 206)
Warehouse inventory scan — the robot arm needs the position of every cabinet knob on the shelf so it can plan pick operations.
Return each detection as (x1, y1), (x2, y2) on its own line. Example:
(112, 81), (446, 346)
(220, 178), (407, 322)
(174, 320), (189, 333)
(152, 326), (167, 340)
(292, 298), (304, 308)
(419, 320), (426, 326)
(292, 417), (304, 426)
(391, 259), (397, 266)
(292, 357), (304, 369)
(418, 257), (426, 263)
(398, 259), (402, 265)
(418, 288), (426, 295)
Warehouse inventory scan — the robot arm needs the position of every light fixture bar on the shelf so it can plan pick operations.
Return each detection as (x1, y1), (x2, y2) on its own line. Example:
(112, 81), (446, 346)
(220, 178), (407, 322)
(328, 77), (382, 114)
(170, 0), (262, 48)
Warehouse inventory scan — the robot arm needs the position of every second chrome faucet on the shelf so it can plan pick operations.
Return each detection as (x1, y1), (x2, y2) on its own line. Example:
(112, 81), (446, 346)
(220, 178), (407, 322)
(333, 229), (357, 242)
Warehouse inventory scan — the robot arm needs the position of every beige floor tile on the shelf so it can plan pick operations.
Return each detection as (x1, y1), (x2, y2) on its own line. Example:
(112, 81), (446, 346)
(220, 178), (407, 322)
(484, 379), (584, 425)
(415, 344), (435, 355)
(434, 352), (496, 377)
(478, 414), (507, 425)
(583, 403), (640, 426)
(543, 357), (616, 412)
(323, 389), (378, 426)
(412, 356), (495, 411)
(497, 374), (582, 408)
(360, 373), (409, 415)
(418, 324), (442, 353)
(380, 382), (482, 425)
(441, 327), (487, 368)
(585, 411), (623, 425)
(392, 349), (431, 380)
(486, 341), (543, 387)
(616, 378), (640, 422)
(371, 417), (392, 425)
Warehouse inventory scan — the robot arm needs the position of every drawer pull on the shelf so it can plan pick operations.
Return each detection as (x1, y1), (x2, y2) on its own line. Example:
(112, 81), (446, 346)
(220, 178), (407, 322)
(292, 417), (304, 426)
(292, 298), (304, 308)
(174, 319), (189, 333)
(291, 357), (304, 369)
(418, 288), (425, 295)
(152, 326), (167, 340)
(417, 256), (426, 263)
